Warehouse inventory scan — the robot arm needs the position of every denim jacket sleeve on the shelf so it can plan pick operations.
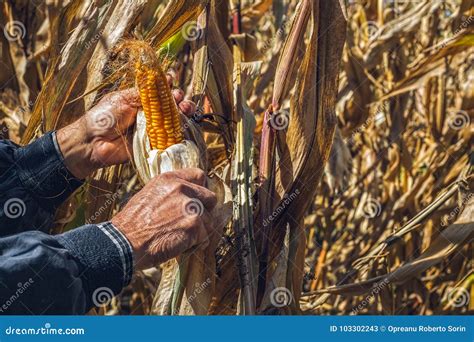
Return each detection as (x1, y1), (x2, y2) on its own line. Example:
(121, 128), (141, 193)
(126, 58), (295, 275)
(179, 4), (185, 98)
(0, 222), (133, 314)
(0, 134), (134, 314)
(0, 132), (82, 236)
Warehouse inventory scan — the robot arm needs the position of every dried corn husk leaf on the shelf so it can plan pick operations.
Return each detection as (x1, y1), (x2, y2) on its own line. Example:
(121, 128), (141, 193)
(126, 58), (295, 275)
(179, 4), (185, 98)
(22, 0), (115, 144)
(269, 0), (346, 307)
(147, 0), (208, 47)
(304, 195), (473, 299)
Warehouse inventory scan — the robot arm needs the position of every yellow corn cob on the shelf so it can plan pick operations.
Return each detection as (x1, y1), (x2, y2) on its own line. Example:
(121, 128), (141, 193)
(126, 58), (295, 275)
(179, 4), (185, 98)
(135, 61), (183, 150)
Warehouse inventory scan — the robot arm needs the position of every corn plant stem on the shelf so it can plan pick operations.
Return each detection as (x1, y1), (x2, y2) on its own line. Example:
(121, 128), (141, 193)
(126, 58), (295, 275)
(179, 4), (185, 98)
(229, 2), (257, 315)
(256, 106), (276, 307)
(231, 0), (242, 35)
(170, 251), (192, 315)
(256, 0), (312, 307)
(230, 40), (257, 314)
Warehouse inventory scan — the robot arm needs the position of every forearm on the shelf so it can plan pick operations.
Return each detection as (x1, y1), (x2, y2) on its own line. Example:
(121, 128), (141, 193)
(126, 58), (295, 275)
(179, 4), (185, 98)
(0, 222), (133, 314)
(55, 117), (100, 180)
(0, 89), (140, 235)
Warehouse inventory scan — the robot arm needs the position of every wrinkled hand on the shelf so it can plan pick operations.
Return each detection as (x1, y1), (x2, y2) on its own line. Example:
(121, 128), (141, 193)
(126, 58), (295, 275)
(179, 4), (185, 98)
(111, 168), (217, 268)
(57, 73), (196, 179)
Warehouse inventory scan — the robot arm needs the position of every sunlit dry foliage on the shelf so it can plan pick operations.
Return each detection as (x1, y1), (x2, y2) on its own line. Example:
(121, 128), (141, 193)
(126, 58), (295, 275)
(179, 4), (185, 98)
(0, 0), (472, 315)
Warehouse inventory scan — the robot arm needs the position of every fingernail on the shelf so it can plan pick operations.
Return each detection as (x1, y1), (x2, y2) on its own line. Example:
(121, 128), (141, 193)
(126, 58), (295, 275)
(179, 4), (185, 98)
(179, 100), (197, 117)
(166, 74), (174, 86)
(172, 88), (185, 103)
(166, 69), (178, 86)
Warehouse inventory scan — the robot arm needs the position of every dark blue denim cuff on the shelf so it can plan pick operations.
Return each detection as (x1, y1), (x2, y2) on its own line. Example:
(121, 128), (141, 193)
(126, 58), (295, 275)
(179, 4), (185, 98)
(56, 222), (134, 308)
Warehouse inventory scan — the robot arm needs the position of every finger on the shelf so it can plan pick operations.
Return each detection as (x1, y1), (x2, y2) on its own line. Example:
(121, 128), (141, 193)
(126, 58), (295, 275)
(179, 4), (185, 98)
(176, 216), (206, 253)
(94, 137), (132, 166)
(195, 217), (210, 250)
(180, 182), (217, 211)
(166, 74), (173, 87)
(166, 68), (178, 87)
(109, 88), (141, 130)
(119, 105), (139, 130)
(172, 88), (185, 103)
(178, 100), (197, 117)
(118, 88), (141, 108)
(151, 229), (195, 264)
(163, 168), (207, 186)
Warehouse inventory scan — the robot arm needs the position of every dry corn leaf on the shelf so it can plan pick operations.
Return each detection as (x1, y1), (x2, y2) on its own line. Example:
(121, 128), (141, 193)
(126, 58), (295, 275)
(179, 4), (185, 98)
(147, 0), (208, 47)
(22, 0), (114, 143)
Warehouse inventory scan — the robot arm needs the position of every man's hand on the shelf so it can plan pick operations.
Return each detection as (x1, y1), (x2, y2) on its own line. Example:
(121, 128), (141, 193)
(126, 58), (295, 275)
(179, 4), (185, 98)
(56, 76), (196, 179)
(111, 168), (217, 268)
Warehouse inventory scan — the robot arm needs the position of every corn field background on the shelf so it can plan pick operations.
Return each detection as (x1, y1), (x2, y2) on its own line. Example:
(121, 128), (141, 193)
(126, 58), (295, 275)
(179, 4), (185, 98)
(0, 0), (473, 315)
